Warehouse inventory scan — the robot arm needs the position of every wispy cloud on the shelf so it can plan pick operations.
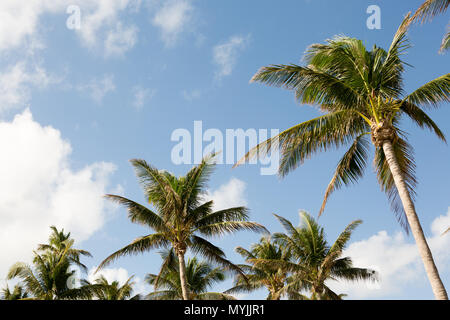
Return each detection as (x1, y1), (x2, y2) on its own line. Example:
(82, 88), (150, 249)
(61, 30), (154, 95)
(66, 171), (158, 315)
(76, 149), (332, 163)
(151, 0), (194, 47)
(0, 61), (56, 113)
(0, 1), (140, 57)
(104, 22), (139, 57)
(132, 86), (156, 109)
(213, 34), (250, 80)
(182, 89), (202, 101)
(78, 74), (116, 104)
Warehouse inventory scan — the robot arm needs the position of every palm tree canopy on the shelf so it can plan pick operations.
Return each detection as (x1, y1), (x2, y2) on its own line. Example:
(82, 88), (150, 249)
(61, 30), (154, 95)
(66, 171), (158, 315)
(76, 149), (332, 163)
(226, 236), (292, 300)
(236, 16), (449, 231)
(146, 250), (234, 300)
(6, 226), (93, 300)
(89, 275), (140, 300)
(98, 154), (267, 277)
(251, 212), (378, 300)
(1, 284), (29, 300)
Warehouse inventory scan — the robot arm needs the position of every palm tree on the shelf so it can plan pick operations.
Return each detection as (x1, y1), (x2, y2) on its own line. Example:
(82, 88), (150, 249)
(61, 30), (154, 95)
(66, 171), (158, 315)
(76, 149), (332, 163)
(251, 212), (377, 300)
(89, 275), (141, 300)
(7, 226), (93, 300)
(226, 236), (292, 300)
(1, 284), (29, 300)
(146, 249), (234, 300)
(97, 154), (267, 300)
(237, 16), (449, 299)
(37, 225), (92, 272)
(410, 0), (449, 53)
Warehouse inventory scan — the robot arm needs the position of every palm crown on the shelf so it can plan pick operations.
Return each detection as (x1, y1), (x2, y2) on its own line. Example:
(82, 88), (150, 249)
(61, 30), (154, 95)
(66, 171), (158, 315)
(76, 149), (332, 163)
(146, 249), (234, 300)
(226, 236), (292, 300)
(237, 15), (449, 299)
(98, 154), (267, 299)
(239, 16), (448, 227)
(256, 212), (377, 300)
(89, 275), (141, 300)
(7, 226), (93, 300)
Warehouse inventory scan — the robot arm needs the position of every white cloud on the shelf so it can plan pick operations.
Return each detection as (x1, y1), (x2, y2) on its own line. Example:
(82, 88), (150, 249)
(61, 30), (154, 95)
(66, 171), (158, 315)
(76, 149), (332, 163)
(0, 1), (140, 56)
(0, 61), (56, 113)
(151, 0), (193, 46)
(88, 266), (148, 296)
(0, 109), (117, 280)
(104, 22), (138, 57)
(213, 35), (250, 80)
(78, 74), (116, 104)
(327, 207), (450, 299)
(205, 178), (247, 212)
(132, 86), (156, 109)
(182, 89), (202, 101)
(77, 0), (140, 56)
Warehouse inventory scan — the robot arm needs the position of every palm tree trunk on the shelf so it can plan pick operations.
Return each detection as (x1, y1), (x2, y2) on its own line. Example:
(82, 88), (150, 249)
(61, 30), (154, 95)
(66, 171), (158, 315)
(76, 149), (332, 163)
(177, 251), (189, 300)
(382, 140), (448, 300)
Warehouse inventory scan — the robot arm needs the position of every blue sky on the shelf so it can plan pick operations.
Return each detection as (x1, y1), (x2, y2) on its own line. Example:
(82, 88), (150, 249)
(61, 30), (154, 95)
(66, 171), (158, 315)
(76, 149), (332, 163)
(0, 0), (449, 299)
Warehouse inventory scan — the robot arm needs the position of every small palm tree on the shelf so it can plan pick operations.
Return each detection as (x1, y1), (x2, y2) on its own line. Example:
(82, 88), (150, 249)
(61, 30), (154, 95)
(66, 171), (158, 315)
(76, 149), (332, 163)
(251, 212), (377, 300)
(237, 16), (449, 299)
(1, 284), (29, 300)
(7, 226), (93, 300)
(146, 249), (234, 300)
(89, 276), (141, 300)
(226, 236), (292, 300)
(410, 0), (449, 53)
(37, 225), (92, 272)
(98, 154), (267, 300)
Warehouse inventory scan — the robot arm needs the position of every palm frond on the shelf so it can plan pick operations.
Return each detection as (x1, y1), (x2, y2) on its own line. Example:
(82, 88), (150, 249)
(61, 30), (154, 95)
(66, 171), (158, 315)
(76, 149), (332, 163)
(404, 73), (450, 108)
(97, 234), (169, 271)
(105, 194), (167, 231)
(400, 101), (446, 142)
(319, 134), (370, 216)
(411, 0), (449, 23)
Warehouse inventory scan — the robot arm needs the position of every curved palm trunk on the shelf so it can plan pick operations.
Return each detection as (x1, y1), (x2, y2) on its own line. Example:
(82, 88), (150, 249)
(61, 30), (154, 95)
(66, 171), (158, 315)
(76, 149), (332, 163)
(382, 141), (448, 300)
(177, 251), (189, 300)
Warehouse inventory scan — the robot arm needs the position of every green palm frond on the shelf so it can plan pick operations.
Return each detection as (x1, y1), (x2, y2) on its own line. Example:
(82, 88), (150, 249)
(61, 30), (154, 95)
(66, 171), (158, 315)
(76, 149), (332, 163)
(440, 29), (450, 53)
(319, 134), (370, 215)
(97, 233), (169, 271)
(411, 0), (449, 23)
(196, 221), (268, 237)
(400, 101), (446, 142)
(104, 194), (168, 231)
(404, 73), (450, 108)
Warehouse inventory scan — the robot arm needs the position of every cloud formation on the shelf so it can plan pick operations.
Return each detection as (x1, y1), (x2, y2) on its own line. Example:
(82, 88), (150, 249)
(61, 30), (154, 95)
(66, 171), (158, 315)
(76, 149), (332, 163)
(0, 110), (117, 280)
(0, 0), (140, 56)
(213, 34), (250, 80)
(0, 61), (55, 113)
(205, 178), (247, 212)
(327, 207), (450, 299)
(151, 0), (194, 46)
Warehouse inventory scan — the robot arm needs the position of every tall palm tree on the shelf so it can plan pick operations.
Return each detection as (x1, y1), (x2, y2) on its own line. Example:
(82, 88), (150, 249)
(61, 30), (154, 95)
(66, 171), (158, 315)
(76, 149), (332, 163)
(410, 0), (449, 53)
(89, 275), (141, 300)
(7, 226), (93, 300)
(1, 284), (29, 300)
(37, 225), (92, 272)
(97, 154), (267, 300)
(251, 212), (377, 300)
(236, 16), (449, 299)
(146, 249), (234, 300)
(225, 236), (292, 300)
